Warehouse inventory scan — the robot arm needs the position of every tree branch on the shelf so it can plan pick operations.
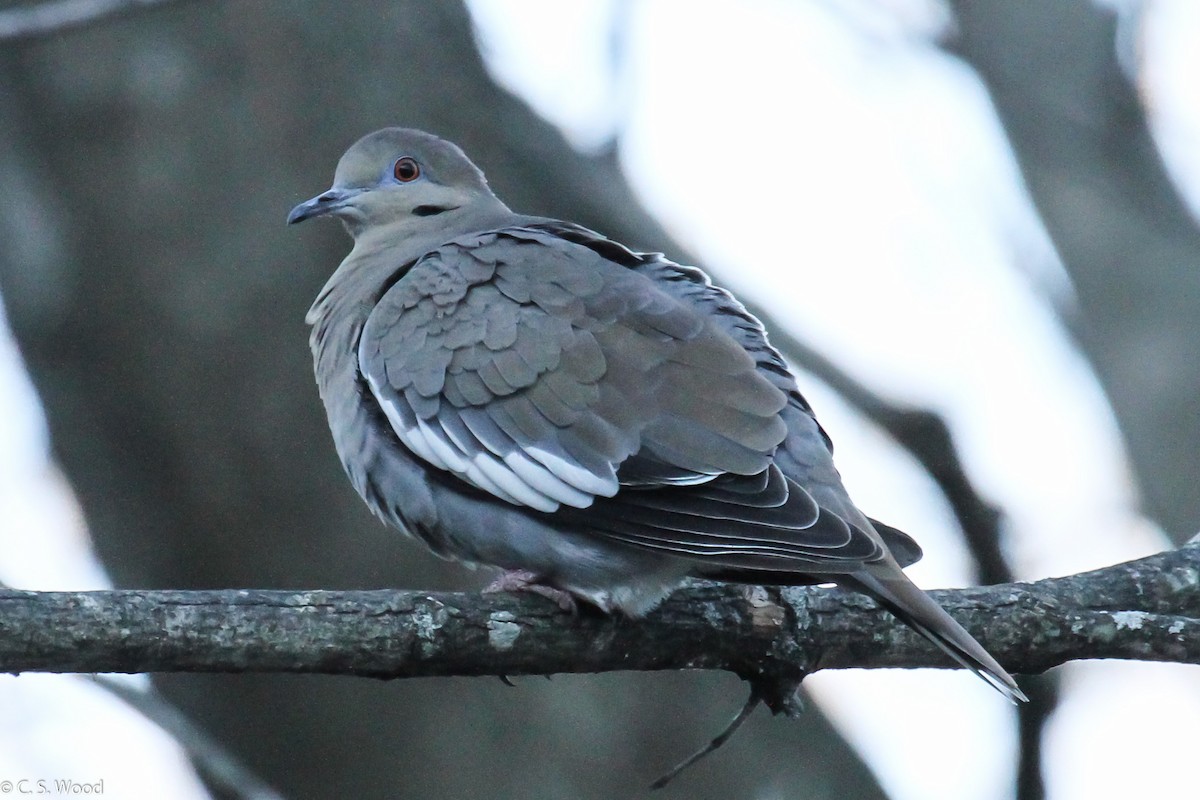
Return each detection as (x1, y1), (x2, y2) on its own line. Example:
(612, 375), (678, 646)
(0, 0), (185, 43)
(2, 544), (1196, 710)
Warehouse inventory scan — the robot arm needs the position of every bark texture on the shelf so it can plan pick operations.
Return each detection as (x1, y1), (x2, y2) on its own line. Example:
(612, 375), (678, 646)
(4, 543), (1196, 686)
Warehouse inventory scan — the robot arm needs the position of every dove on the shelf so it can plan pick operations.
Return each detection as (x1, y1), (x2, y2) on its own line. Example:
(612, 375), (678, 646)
(288, 127), (1024, 702)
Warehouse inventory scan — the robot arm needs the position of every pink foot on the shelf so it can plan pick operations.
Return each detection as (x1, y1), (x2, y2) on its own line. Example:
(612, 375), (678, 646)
(483, 569), (578, 613)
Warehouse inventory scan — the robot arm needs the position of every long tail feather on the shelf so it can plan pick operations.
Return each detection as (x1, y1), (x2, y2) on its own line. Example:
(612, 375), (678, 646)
(848, 567), (1027, 703)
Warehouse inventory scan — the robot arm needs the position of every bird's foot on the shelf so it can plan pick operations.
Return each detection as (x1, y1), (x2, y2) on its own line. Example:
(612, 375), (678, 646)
(483, 569), (578, 613)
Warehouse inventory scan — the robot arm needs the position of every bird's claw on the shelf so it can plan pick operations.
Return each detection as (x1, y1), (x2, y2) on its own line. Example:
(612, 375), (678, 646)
(483, 569), (579, 613)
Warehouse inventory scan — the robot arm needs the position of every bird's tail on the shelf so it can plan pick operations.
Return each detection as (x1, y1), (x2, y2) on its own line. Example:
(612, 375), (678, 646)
(847, 565), (1027, 703)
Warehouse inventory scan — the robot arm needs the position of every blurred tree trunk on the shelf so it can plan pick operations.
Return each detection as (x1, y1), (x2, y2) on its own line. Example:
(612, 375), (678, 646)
(947, 0), (1200, 542)
(0, 1), (888, 798)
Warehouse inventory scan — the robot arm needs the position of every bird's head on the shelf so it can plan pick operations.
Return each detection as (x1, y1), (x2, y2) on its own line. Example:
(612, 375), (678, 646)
(287, 128), (505, 239)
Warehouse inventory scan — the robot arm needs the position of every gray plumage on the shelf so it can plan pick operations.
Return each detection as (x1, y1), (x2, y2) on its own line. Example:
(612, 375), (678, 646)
(289, 128), (1024, 702)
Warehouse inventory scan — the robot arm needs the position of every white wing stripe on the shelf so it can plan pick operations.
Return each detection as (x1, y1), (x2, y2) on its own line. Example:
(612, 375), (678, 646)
(473, 453), (559, 512)
(364, 349), (615, 511)
(525, 445), (618, 497)
(417, 418), (469, 472)
(503, 451), (593, 508)
(366, 375), (449, 471)
(365, 369), (593, 510)
(462, 460), (523, 506)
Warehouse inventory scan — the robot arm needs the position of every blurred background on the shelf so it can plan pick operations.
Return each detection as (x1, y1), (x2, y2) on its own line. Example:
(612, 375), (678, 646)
(1, 0), (1198, 798)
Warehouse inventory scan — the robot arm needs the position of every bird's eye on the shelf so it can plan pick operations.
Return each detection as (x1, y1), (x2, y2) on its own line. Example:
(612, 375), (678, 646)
(393, 157), (420, 183)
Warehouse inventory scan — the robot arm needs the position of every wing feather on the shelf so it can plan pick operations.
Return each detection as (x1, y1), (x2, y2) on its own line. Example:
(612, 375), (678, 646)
(359, 225), (889, 575)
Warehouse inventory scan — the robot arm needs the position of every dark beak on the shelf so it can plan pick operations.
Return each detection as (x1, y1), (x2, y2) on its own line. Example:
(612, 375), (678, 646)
(287, 187), (363, 225)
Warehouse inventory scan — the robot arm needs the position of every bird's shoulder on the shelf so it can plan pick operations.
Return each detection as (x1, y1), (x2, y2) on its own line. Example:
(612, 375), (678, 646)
(519, 221), (835, 445)
(518, 222), (803, 384)
(363, 221), (711, 363)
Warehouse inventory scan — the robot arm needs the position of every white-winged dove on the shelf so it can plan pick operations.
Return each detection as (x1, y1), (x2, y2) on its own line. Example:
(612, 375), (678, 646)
(289, 128), (1023, 702)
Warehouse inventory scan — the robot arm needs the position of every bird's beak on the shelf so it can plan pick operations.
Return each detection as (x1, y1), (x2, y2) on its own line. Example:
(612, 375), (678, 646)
(287, 187), (364, 225)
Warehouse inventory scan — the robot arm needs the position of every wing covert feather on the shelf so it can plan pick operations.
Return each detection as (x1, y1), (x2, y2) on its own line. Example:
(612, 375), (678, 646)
(360, 225), (884, 574)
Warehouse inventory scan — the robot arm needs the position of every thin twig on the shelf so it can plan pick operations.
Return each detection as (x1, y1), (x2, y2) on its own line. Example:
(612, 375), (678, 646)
(650, 687), (762, 790)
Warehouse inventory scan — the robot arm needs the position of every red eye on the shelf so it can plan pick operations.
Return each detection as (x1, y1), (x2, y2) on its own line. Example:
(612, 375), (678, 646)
(393, 157), (420, 182)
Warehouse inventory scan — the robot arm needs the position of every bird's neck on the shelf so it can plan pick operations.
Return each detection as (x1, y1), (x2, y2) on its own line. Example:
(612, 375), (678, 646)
(310, 200), (511, 332)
